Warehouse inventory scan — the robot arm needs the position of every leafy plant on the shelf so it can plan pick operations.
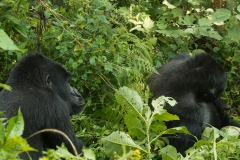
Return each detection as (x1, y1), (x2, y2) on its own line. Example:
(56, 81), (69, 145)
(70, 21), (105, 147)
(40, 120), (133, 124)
(101, 86), (188, 159)
(0, 109), (35, 160)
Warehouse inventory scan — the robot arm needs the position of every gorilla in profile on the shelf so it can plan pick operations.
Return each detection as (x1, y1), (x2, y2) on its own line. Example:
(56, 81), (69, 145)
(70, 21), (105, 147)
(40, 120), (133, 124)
(148, 53), (240, 154)
(0, 53), (85, 159)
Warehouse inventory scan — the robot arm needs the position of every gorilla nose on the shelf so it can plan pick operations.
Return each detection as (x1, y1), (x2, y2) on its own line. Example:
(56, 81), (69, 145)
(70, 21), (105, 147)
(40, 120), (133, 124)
(71, 87), (81, 97)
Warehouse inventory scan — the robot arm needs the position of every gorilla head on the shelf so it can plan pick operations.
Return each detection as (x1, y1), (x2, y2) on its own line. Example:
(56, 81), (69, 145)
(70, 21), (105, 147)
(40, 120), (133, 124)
(150, 53), (227, 103)
(0, 53), (85, 159)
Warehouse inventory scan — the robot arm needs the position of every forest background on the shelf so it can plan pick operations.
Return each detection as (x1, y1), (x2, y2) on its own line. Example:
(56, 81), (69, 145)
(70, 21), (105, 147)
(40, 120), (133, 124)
(0, 0), (240, 159)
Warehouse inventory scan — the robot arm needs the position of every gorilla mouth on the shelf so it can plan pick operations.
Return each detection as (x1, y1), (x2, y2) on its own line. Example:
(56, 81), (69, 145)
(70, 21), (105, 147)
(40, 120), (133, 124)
(79, 101), (85, 106)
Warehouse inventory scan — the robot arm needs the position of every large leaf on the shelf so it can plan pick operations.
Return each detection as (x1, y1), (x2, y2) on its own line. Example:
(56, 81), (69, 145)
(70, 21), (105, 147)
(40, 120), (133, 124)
(101, 131), (145, 156)
(115, 86), (143, 117)
(210, 8), (231, 23)
(0, 29), (19, 51)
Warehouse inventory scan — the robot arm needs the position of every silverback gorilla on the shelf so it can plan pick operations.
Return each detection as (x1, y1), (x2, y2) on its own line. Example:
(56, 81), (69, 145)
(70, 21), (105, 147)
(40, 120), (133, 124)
(148, 53), (240, 154)
(0, 53), (85, 159)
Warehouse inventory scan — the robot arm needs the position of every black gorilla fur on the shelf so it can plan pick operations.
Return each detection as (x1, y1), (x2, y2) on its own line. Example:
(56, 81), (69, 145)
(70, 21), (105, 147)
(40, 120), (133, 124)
(148, 53), (240, 154)
(0, 53), (85, 159)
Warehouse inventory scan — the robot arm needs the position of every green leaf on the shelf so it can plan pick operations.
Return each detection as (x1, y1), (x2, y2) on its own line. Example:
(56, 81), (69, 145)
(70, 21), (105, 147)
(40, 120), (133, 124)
(237, 5), (240, 12)
(179, 15), (195, 25)
(161, 145), (182, 160)
(83, 149), (96, 160)
(236, 14), (240, 20)
(6, 109), (24, 139)
(115, 86), (143, 116)
(104, 63), (113, 72)
(198, 27), (222, 40)
(101, 131), (145, 155)
(210, 8), (231, 23)
(227, 24), (240, 43)
(198, 18), (212, 26)
(232, 52), (240, 62)
(0, 84), (12, 91)
(161, 126), (190, 136)
(124, 114), (146, 139)
(0, 29), (19, 51)
(89, 56), (97, 66)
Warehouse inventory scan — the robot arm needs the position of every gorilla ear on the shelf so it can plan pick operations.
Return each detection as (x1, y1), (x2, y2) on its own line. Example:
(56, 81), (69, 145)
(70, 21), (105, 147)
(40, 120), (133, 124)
(46, 75), (53, 88)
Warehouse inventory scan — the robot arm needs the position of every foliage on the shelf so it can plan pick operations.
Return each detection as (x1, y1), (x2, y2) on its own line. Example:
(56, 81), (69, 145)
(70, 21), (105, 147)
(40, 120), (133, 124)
(101, 87), (188, 159)
(0, 109), (35, 160)
(0, 0), (240, 159)
(185, 126), (240, 159)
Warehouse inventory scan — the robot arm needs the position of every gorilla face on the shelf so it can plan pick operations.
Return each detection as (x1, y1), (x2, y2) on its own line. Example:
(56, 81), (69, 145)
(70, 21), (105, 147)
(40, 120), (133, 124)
(0, 53), (85, 159)
(69, 86), (85, 114)
(46, 66), (85, 115)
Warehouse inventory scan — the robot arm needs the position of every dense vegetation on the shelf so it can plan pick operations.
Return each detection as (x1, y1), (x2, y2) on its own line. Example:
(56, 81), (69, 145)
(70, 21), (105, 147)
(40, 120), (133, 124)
(0, 0), (240, 159)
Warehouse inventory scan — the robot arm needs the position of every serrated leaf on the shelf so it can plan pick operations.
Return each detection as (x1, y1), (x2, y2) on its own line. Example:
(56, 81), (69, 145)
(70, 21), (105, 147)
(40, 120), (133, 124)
(101, 131), (145, 155)
(115, 87), (143, 116)
(0, 29), (19, 50)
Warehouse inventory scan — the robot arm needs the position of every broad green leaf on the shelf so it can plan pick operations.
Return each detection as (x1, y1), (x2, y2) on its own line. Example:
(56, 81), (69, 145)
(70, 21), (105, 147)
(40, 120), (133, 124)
(237, 5), (240, 12)
(124, 114), (146, 139)
(14, 25), (28, 38)
(6, 109), (24, 139)
(101, 131), (145, 155)
(198, 18), (212, 26)
(236, 14), (240, 21)
(210, 8), (231, 23)
(83, 149), (96, 160)
(0, 29), (19, 51)
(227, 24), (240, 43)
(179, 15), (195, 25)
(153, 110), (179, 122)
(115, 87), (143, 116)
(198, 27), (222, 40)
(161, 145), (182, 160)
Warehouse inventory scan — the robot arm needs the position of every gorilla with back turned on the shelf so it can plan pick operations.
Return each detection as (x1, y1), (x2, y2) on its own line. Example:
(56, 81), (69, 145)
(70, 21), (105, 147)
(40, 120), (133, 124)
(148, 53), (240, 154)
(0, 53), (85, 159)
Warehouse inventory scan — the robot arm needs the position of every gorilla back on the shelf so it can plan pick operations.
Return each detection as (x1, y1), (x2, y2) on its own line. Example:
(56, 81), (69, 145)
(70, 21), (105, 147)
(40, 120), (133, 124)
(149, 53), (240, 154)
(0, 53), (85, 159)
